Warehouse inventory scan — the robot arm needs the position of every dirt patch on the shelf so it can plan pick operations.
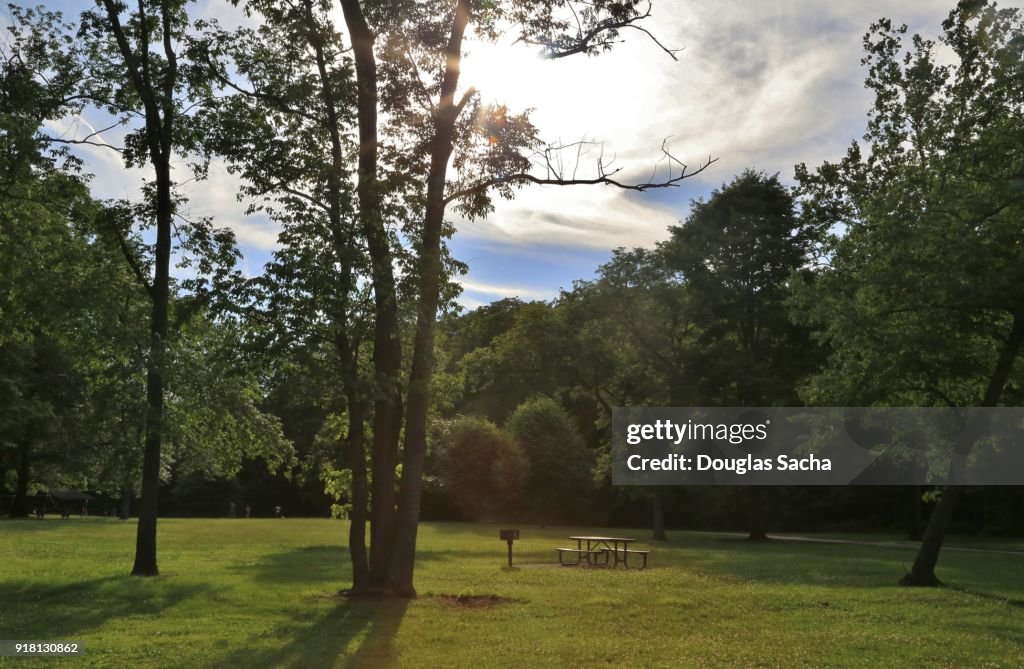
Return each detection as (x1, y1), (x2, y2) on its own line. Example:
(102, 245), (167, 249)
(432, 594), (518, 609)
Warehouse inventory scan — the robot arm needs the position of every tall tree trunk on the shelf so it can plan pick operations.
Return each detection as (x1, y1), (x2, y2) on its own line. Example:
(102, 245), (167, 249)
(900, 310), (1024, 586)
(99, 0), (178, 578)
(303, 3), (385, 590)
(339, 0), (403, 590)
(9, 440), (31, 518)
(652, 488), (667, 541)
(388, 0), (472, 598)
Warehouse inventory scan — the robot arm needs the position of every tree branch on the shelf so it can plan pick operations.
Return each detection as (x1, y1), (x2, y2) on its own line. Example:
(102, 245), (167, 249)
(445, 140), (716, 205)
(523, 2), (682, 62)
(102, 210), (154, 297)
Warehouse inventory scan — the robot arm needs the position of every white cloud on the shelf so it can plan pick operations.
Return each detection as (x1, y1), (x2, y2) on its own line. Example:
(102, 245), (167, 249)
(459, 277), (556, 301)
(454, 0), (1015, 252)
(183, 162), (281, 251)
(457, 183), (681, 251)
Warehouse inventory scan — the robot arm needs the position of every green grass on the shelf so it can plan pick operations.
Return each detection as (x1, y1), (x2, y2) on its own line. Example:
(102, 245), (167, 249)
(2, 518), (1023, 668)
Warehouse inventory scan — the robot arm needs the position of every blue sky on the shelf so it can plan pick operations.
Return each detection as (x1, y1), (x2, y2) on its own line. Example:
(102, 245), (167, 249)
(10, 0), (1020, 310)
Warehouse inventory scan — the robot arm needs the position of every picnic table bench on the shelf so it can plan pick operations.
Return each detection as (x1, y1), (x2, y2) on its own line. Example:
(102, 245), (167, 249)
(555, 547), (610, 566)
(555, 536), (649, 569)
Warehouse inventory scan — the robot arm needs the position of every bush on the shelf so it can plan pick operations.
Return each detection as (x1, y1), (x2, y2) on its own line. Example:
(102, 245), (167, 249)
(506, 397), (594, 523)
(442, 416), (528, 521)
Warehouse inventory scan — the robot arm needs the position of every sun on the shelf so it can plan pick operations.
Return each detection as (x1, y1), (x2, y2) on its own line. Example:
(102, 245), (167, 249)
(459, 37), (563, 110)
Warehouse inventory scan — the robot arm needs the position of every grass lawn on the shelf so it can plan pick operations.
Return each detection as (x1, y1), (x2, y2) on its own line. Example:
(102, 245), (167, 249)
(1, 518), (1023, 668)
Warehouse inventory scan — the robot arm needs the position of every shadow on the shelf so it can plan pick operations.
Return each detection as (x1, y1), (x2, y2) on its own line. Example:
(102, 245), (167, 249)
(666, 535), (924, 589)
(229, 545), (349, 585)
(230, 544), (505, 589)
(946, 585), (1024, 609)
(213, 545), (410, 667)
(345, 598), (408, 668)
(212, 595), (409, 668)
(0, 516), (123, 532)
(0, 576), (215, 640)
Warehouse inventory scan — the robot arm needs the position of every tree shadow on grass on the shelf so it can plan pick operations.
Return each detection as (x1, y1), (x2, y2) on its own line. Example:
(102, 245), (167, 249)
(231, 545), (350, 584)
(213, 596), (409, 669)
(674, 537), (923, 588)
(673, 536), (1024, 602)
(232, 545), (505, 587)
(946, 585), (1024, 609)
(0, 517), (122, 532)
(0, 576), (215, 640)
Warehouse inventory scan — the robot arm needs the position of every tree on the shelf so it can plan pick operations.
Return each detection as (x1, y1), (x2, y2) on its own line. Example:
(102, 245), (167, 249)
(0, 35), (119, 516)
(441, 416), (526, 521)
(795, 1), (1024, 585)
(184, 0), (709, 595)
(197, 0), (381, 589)
(663, 170), (816, 407)
(505, 397), (593, 524)
(382, 1), (713, 596)
(4, 0), (243, 570)
(662, 170), (818, 541)
(70, 0), (245, 575)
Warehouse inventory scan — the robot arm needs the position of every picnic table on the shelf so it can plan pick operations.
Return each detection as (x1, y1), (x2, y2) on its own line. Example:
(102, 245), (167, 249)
(555, 536), (649, 569)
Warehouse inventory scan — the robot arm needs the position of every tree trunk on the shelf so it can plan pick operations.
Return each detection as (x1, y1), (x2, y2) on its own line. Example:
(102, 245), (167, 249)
(388, 0), (472, 598)
(900, 485), (963, 586)
(132, 156), (171, 577)
(747, 486), (768, 541)
(901, 310), (1024, 586)
(652, 489), (667, 541)
(9, 440), (31, 518)
(339, 0), (404, 590)
(906, 485), (924, 541)
(331, 320), (368, 595)
(120, 484), (132, 519)
(98, 0), (177, 578)
(346, 387), (371, 592)
(302, 4), (385, 590)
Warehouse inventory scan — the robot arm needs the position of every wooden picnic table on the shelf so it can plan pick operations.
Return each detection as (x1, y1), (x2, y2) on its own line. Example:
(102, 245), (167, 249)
(566, 536), (647, 568)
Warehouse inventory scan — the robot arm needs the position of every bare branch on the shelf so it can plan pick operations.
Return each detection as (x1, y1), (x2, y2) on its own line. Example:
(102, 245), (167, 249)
(445, 140), (716, 205)
(47, 137), (125, 152)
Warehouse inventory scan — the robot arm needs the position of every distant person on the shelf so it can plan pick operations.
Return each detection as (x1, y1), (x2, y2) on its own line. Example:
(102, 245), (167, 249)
(228, 501), (236, 518)
(274, 505), (282, 518)
(245, 504), (251, 519)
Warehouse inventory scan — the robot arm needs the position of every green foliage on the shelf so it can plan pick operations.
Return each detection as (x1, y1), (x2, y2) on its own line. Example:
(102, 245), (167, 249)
(661, 169), (817, 406)
(441, 415), (527, 521)
(795, 2), (1024, 408)
(505, 396), (593, 523)
(163, 314), (295, 479)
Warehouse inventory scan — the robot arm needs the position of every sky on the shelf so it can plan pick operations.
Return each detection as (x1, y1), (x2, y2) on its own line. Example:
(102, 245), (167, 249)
(11, 0), (1022, 310)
